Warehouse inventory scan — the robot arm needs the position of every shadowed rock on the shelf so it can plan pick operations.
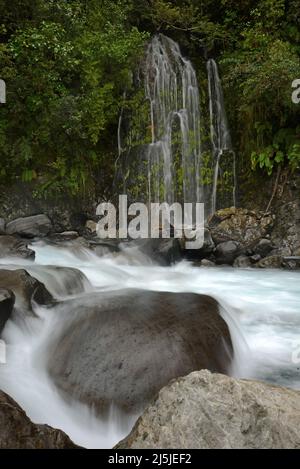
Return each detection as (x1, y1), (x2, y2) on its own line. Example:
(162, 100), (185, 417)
(0, 391), (79, 449)
(0, 289), (15, 334)
(0, 235), (35, 260)
(0, 269), (53, 312)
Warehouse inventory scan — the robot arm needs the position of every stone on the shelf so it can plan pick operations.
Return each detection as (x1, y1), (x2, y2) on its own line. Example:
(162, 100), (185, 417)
(233, 255), (251, 268)
(51, 231), (79, 241)
(0, 269), (53, 311)
(184, 228), (215, 260)
(0, 235), (35, 260)
(200, 259), (216, 267)
(0, 390), (78, 448)
(209, 208), (274, 247)
(0, 219), (5, 235)
(250, 254), (261, 263)
(0, 289), (15, 334)
(137, 238), (182, 265)
(48, 291), (232, 415)
(254, 238), (273, 258)
(215, 241), (240, 265)
(85, 220), (97, 233)
(6, 214), (52, 238)
(116, 370), (300, 449)
(257, 255), (283, 269)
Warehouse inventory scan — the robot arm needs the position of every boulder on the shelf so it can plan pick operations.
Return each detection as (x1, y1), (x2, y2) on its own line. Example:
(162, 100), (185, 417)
(86, 220), (97, 233)
(257, 255), (283, 269)
(0, 235), (35, 260)
(48, 291), (232, 415)
(233, 255), (251, 268)
(200, 259), (215, 267)
(184, 228), (215, 260)
(116, 370), (300, 449)
(215, 241), (240, 265)
(137, 238), (182, 265)
(0, 219), (5, 235)
(209, 208), (274, 247)
(0, 270), (53, 311)
(0, 390), (78, 448)
(0, 289), (15, 334)
(6, 214), (52, 238)
(254, 239), (273, 258)
(50, 231), (79, 241)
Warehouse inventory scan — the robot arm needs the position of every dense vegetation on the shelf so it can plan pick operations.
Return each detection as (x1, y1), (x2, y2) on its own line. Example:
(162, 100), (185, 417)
(0, 0), (299, 200)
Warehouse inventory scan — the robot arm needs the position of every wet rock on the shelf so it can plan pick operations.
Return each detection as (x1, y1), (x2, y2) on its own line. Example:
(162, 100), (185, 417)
(233, 255), (251, 268)
(0, 235), (35, 260)
(257, 255), (283, 269)
(50, 231), (79, 241)
(215, 241), (240, 265)
(0, 289), (15, 334)
(6, 215), (52, 238)
(116, 370), (300, 449)
(250, 254), (261, 263)
(184, 228), (215, 260)
(137, 238), (182, 265)
(0, 390), (78, 448)
(200, 259), (216, 267)
(254, 238), (273, 258)
(85, 220), (97, 233)
(0, 269), (53, 311)
(48, 290), (232, 415)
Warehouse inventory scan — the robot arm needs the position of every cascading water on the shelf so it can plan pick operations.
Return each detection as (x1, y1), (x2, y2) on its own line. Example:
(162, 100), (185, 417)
(145, 34), (202, 205)
(207, 58), (235, 213)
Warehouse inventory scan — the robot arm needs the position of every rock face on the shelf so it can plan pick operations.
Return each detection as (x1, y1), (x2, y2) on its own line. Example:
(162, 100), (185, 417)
(0, 289), (15, 334)
(116, 370), (300, 449)
(209, 208), (275, 246)
(6, 214), (52, 238)
(0, 269), (53, 311)
(48, 291), (232, 415)
(0, 235), (35, 260)
(0, 391), (78, 449)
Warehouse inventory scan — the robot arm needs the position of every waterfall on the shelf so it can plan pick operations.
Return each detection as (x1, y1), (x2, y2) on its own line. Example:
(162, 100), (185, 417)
(207, 59), (235, 213)
(145, 34), (202, 205)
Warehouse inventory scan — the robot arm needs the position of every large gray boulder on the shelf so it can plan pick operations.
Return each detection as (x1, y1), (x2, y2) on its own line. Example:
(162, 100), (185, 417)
(0, 390), (78, 448)
(116, 370), (300, 449)
(0, 235), (35, 260)
(0, 269), (53, 311)
(48, 291), (232, 415)
(0, 289), (15, 334)
(6, 214), (52, 238)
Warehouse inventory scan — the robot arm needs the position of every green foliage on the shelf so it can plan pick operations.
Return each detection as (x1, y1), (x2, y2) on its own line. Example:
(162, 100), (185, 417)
(0, 0), (299, 198)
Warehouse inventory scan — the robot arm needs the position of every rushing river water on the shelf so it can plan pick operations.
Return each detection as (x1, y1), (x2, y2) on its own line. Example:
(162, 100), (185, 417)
(0, 241), (300, 448)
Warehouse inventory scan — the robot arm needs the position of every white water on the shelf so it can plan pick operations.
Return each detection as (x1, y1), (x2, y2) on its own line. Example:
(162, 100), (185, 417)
(145, 34), (202, 204)
(0, 241), (300, 448)
(207, 59), (235, 212)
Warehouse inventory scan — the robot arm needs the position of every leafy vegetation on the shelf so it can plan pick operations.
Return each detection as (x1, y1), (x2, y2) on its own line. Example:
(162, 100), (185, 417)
(0, 0), (299, 198)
